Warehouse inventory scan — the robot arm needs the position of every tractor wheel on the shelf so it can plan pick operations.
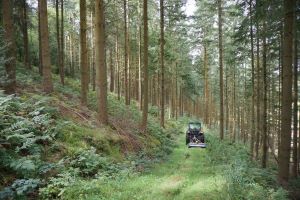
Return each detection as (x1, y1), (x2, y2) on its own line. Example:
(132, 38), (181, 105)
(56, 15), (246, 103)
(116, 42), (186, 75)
(186, 135), (189, 145)
(199, 135), (205, 143)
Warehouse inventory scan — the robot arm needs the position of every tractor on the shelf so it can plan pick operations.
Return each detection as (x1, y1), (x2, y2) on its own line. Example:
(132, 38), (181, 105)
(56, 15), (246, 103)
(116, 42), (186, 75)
(186, 122), (206, 148)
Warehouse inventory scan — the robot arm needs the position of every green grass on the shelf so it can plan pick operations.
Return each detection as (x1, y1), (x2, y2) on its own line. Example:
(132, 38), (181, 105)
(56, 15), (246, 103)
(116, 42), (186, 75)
(1, 66), (181, 199)
(61, 127), (228, 200)
(60, 126), (288, 200)
(56, 123), (123, 158)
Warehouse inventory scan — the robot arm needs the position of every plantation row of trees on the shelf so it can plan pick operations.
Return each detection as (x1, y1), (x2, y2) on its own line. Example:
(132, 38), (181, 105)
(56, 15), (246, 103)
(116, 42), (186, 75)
(189, 0), (299, 184)
(0, 0), (299, 185)
(1, 0), (206, 129)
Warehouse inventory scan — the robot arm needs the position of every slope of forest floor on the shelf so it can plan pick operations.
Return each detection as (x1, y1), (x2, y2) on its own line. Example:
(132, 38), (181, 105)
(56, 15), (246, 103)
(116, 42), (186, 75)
(0, 66), (178, 199)
(60, 129), (290, 200)
(0, 66), (295, 200)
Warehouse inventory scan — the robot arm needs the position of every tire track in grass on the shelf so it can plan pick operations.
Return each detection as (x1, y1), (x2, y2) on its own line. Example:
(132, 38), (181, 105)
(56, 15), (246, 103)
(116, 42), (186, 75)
(106, 129), (226, 200)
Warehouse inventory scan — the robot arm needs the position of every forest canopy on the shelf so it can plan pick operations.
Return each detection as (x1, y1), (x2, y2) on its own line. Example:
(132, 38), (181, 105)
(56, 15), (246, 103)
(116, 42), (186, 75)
(0, 0), (299, 199)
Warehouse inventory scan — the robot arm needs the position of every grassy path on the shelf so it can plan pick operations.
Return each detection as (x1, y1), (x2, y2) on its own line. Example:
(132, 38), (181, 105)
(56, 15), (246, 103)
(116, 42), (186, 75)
(106, 132), (226, 200)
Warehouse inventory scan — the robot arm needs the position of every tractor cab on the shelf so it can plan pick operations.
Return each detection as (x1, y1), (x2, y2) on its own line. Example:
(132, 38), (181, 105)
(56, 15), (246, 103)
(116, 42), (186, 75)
(186, 122), (206, 148)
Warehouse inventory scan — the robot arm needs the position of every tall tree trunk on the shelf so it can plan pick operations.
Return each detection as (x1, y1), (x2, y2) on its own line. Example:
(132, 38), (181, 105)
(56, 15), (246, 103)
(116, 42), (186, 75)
(160, 0), (165, 128)
(128, 36), (132, 103)
(138, 0), (142, 110)
(181, 87), (184, 116)
(69, 35), (72, 76)
(237, 103), (241, 141)
(241, 93), (245, 143)
(70, 34), (74, 76)
(278, 0), (295, 184)
(2, 0), (16, 94)
(56, 0), (61, 76)
(218, 0), (224, 140)
(80, 0), (89, 105)
(39, 0), (53, 93)
(38, 5), (43, 76)
(292, 4), (298, 178)
(175, 63), (178, 119)
(149, 73), (153, 105)
(139, 24), (142, 109)
(135, 41), (139, 100)
(124, 0), (130, 105)
(204, 45), (209, 125)
(116, 33), (121, 100)
(256, 23), (261, 159)
(141, 0), (148, 132)
(262, 19), (268, 168)
(233, 67), (236, 142)
(22, 0), (30, 69)
(110, 49), (114, 93)
(91, 11), (96, 91)
(95, 0), (108, 124)
(278, 28), (283, 150)
(60, 0), (65, 85)
(242, 67), (247, 142)
(250, 0), (255, 159)
(225, 67), (229, 134)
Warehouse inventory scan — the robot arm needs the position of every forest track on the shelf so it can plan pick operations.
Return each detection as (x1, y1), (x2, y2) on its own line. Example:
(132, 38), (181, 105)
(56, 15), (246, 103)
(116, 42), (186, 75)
(104, 130), (226, 200)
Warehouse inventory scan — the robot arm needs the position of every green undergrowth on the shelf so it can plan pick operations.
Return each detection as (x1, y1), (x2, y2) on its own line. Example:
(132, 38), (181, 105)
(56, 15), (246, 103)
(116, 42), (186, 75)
(59, 127), (288, 200)
(1, 66), (289, 200)
(0, 66), (180, 199)
(205, 130), (288, 200)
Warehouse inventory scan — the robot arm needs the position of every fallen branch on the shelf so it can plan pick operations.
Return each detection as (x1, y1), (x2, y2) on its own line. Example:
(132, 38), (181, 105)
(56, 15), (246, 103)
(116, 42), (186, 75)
(59, 103), (90, 123)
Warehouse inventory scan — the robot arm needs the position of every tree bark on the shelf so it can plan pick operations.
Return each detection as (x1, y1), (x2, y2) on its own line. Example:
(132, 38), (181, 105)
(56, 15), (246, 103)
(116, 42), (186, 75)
(80, 0), (89, 105)
(262, 19), (268, 168)
(250, 0), (255, 159)
(204, 46), (209, 125)
(255, 22), (261, 159)
(116, 32), (121, 100)
(110, 49), (114, 93)
(60, 0), (65, 85)
(278, 0), (295, 184)
(278, 28), (283, 150)
(124, 0), (130, 105)
(2, 0), (16, 94)
(128, 36), (132, 103)
(38, 4), (43, 76)
(91, 11), (96, 91)
(138, 1), (142, 110)
(141, 0), (148, 132)
(233, 66), (236, 142)
(160, 0), (165, 128)
(135, 41), (139, 101)
(225, 67), (229, 134)
(69, 32), (74, 77)
(218, 0), (224, 140)
(175, 63), (178, 119)
(55, 0), (61, 74)
(56, 0), (63, 84)
(95, 0), (108, 124)
(292, 4), (298, 178)
(22, 0), (30, 69)
(39, 0), (53, 93)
